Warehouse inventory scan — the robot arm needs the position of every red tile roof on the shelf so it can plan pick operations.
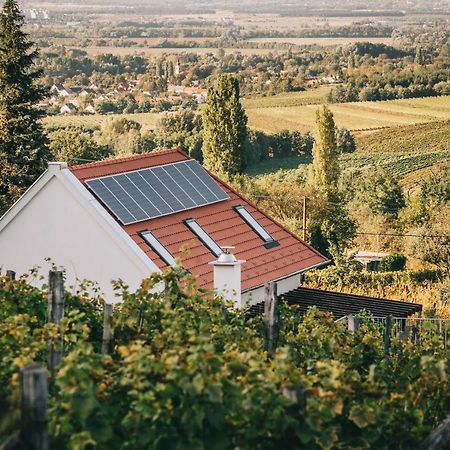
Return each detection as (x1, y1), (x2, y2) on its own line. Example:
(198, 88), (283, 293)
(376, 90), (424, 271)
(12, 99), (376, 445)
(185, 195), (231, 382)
(71, 148), (328, 291)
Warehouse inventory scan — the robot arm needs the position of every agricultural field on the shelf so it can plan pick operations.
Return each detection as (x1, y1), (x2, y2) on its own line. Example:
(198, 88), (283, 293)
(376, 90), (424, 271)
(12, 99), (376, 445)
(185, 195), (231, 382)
(247, 37), (394, 46)
(64, 46), (291, 57)
(43, 112), (161, 132)
(246, 95), (450, 133)
(242, 86), (332, 108)
(247, 121), (450, 185)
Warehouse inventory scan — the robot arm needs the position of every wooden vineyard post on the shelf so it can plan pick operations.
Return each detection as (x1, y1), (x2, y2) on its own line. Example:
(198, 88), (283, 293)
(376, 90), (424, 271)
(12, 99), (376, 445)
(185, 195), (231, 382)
(6, 270), (16, 281)
(348, 315), (360, 331)
(47, 271), (65, 377)
(102, 303), (114, 356)
(264, 282), (279, 358)
(384, 315), (392, 356)
(20, 365), (48, 450)
(418, 414), (450, 450)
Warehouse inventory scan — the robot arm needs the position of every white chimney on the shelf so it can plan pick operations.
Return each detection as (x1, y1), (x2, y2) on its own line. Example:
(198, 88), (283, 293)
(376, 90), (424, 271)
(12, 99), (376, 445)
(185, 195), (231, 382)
(210, 247), (245, 308)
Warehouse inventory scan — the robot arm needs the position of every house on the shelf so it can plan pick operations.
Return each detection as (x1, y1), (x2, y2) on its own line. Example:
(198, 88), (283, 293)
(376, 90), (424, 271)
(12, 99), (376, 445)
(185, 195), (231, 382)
(84, 105), (96, 114)
(353, 251), (389, 272)
(60, 103), (78, 115)
(0, 149), (328, 304)
(50, 84), (72, 98)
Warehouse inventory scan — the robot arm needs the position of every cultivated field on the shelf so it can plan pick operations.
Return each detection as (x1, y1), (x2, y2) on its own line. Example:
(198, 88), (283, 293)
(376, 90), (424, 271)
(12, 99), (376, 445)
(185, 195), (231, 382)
(247, 121), (450, 184)
(43, 112), (161, 131)
(248, 37), (395, 46)
(64, 46), (293, 57)
(242, 86), (332, 108)
(246, 95), (450, 133)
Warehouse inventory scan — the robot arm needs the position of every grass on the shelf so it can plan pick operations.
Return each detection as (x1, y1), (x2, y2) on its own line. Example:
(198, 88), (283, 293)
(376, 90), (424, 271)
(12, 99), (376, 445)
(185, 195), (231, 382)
(246, 95), (450, 133)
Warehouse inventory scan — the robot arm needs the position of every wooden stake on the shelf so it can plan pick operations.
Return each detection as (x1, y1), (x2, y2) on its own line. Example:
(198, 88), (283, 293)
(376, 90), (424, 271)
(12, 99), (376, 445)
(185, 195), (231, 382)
(418, 414), (450, 450)
(302, 197), (307, 241)
(384, 316), (392, 355)
(20, 366), (48, 450)
(6, 270), (16, 281)
(102, 303), (113, 356)
(264, 282), (279, 358)
(348, 315), (360, 331)
(47, 271), (65, 376)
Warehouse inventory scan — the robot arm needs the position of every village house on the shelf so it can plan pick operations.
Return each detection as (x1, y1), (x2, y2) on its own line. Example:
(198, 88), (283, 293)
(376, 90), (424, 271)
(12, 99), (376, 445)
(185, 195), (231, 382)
(0, 149), (328, 304)
(59, 102), (78, 114)
(0, 149), (421, 318)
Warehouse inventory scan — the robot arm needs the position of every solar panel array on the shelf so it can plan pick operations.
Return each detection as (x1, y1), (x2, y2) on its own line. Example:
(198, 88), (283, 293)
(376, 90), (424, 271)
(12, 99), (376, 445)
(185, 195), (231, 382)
(85, 159), (229, 225)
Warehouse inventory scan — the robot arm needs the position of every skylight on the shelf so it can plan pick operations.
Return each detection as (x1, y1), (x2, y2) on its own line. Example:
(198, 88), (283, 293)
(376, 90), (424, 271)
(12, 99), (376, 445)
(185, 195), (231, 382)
(184, 219), (223, 257)
(140, 231), (177, 267)
(234, 206), (279, 249)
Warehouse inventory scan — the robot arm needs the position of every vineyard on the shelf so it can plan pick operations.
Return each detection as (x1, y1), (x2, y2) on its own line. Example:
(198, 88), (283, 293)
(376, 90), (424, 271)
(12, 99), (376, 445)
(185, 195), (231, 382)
(245, 95), (450, 133)
(0, 270), (449, 450)
(42, 95), (450, 135)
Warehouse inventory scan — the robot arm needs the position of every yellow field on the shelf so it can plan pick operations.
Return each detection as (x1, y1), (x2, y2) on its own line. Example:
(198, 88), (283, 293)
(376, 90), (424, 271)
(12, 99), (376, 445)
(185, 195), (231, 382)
(43, 112), (161, 132)
(64, 46), (292, 57)
(246, 96), (450, 133)
(44, 95), (450, 135)
(248, 37), (394, 46)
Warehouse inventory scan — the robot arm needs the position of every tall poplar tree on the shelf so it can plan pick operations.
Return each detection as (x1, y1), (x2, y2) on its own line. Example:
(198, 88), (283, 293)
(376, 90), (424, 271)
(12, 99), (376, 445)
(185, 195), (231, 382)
(202, 74), (247, 178)
(0, 0), (49, 215)
(309, 105), (340, 200)
(308, 105), (356, 258)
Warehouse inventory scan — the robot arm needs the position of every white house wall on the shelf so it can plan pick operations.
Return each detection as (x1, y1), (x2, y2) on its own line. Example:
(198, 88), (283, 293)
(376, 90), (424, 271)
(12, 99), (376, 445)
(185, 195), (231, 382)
(0, 175), (159, 302)
(242, 273), (301, 306)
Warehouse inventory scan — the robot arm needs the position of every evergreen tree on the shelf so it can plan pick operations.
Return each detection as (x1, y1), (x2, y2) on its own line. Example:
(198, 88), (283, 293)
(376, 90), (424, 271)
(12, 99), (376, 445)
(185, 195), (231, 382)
(202, 74), (247, 177)
(309, 105), (340, 199)
(0, 0), (49, 215)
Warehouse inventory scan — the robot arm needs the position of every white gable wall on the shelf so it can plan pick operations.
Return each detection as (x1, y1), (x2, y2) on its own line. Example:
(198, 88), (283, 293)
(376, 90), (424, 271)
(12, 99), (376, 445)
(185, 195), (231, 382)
(0, 168), (161, 302)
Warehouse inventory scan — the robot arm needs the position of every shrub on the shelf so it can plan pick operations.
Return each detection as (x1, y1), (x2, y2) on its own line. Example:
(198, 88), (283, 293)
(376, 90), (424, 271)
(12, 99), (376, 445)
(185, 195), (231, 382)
(380, 253), (407, 272)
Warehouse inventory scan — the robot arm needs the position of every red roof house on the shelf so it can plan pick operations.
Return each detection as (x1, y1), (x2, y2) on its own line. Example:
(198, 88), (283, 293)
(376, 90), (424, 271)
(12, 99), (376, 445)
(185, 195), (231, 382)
(0, 148), (328, 304)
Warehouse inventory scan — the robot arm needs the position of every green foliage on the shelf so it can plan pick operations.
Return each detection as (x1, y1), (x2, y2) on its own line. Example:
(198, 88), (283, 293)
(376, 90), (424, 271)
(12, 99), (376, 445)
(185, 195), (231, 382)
(202, 74), (248, 178)
(0, 0), (50, 215)
(357, 169), (405, 217)
(335, 127), (356, 154)
(48, 127), (113, 165)
(380, 254), (407, 272)
(0, 270), (449, 449)
(309, 106), (340, 199)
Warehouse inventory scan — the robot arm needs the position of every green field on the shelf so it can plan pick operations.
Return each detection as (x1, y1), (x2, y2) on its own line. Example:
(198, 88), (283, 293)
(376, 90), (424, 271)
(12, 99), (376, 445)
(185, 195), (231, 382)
(246, 121), (450, 185)
(246, 95), (450, 133)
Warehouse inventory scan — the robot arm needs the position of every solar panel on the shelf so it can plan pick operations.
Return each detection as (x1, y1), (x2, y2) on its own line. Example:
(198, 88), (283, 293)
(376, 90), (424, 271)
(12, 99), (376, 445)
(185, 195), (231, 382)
(85, 159), (229, 225)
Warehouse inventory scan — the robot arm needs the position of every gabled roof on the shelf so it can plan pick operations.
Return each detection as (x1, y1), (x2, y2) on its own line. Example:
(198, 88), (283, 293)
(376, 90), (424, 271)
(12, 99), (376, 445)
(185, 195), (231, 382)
(71, 149), (328, 291)
(250, 287), (422, 319)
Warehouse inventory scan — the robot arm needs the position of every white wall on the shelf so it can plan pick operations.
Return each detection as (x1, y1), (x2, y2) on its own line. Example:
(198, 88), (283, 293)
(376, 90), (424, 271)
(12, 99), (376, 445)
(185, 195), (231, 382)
(242, 273), (301, 306)
(0, 174), (159, 302)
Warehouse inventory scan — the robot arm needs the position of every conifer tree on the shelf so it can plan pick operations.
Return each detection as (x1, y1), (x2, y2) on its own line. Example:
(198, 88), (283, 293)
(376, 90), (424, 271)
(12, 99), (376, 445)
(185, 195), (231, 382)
(0, 0), (49, 215)
(202, 74), (247, 177)
(309, 105), (340, 199)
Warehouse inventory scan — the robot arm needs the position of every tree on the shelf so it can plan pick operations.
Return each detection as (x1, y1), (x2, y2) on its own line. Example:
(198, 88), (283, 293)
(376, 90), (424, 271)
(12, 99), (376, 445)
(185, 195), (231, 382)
(308, 107), (356, 258)
(0, 0), (49, 215)
(202, 74), (247, 178)
(335, 127), (356, 154)
(358, 169), (405, 217)
(48, 127), (112, 165)
(309, 105), (340, 199)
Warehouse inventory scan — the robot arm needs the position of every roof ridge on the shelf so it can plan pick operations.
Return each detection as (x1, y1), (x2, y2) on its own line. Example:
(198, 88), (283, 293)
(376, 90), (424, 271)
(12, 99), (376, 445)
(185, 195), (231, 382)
(70, 147), (185, 171)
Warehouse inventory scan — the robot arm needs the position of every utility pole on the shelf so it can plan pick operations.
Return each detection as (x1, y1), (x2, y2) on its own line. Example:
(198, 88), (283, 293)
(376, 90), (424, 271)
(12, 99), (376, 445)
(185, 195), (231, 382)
(302, 196), (308, 241)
